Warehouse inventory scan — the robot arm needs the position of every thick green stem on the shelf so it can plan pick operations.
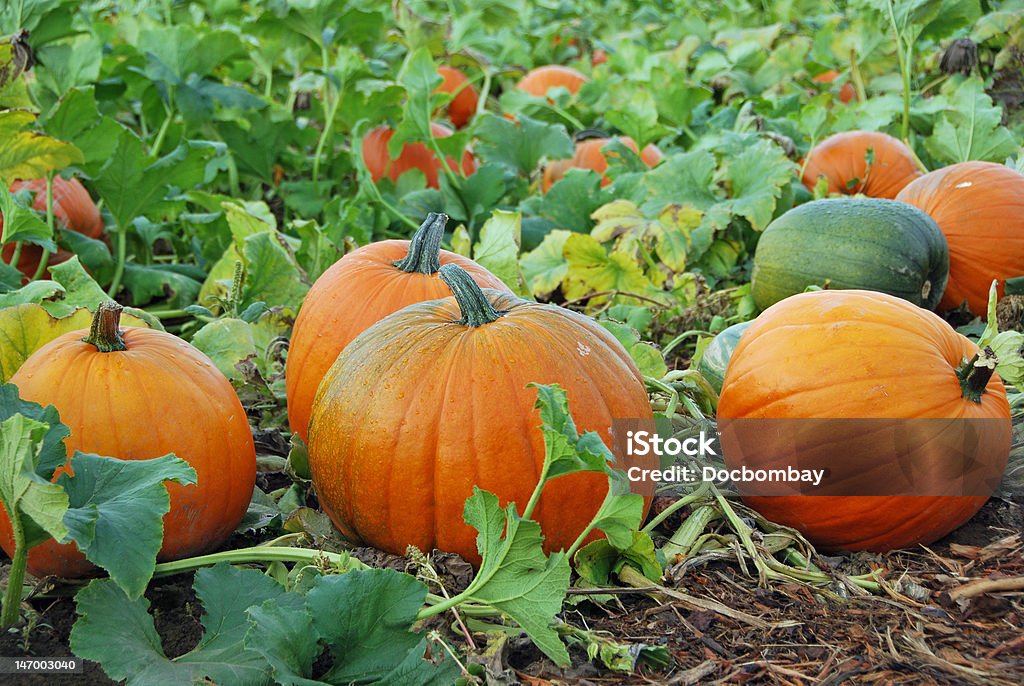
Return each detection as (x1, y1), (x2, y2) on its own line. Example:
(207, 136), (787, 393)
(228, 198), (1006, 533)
(958, 348), (997, 403)
(82, 301), (128, 352)
(7, 241), (23, 268)
(392, 212), (447, 273)
(0, 503), (27, 628)
(886, 0), (912, 142)
(107, 227), (127, 298)
(438, 264), (504, 327)
(30, 174), (56, 282)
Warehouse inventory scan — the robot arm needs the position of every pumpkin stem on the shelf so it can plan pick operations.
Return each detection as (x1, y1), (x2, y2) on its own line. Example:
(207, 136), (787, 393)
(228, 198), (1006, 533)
(438, 264), (504, 327)
(958, 346), (997, 403)
(82, 301), (128, 352)
(392, 212), (448, 274)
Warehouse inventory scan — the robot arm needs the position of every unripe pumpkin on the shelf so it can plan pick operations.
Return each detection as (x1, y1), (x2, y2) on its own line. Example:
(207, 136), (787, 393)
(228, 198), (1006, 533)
(801, 131), (922, 199)
(0, 302), (256, 577)
(361, 122), (476, 188)
(718, 289), (1010, 552)
(896, 161), (1024, 316)
(286, 213), (510, 441)
(307, 264), (657, 564)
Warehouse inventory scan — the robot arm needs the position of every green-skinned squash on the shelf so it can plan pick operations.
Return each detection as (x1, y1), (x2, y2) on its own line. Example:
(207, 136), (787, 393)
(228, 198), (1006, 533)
(697, 321), (752, 394)
(751, 198), (949, 311)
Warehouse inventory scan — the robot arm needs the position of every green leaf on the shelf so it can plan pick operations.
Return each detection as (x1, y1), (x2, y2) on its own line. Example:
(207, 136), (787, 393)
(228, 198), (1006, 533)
(720, 139), (796, 231)
(924, 78), (1019, 164)
(474, 113), (574, 175)
(599, 321), (668, 379)
(563, 233), (661, 303)
(243, 594), (322, 686)
(41, 256), (108, 316)
(462, 488), (572, 667)
(520, 229), (571, 297)
(0, 383), (70, 480)
(241, 232), (310, 311)
(59, 453), (196, 598)
(72, 564), (287, 686)
(0, 184), (55, 251)
(641, 151), (719, 212)
(0, 414), (70, 544)
(191, 318), (259, 381)
(574, 531), (663, 585)
(0, 110), (84, 185)
(605, 90), (672, 150)
(473, 210), (522, 294)
(311, 569), (458, 684)
(121, 264), (203, 309)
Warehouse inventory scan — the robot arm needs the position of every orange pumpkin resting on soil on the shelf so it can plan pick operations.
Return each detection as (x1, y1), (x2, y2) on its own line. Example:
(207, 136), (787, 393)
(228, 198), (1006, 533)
(717, 289), (1010, 552)
(542, 137), (663, 192)
(286, 213), (510, 442)
(516, 64), (588, 98)
(362, 122), (476, 188)
(0, 177), (103, 278)
(801, 131), (921, 199)
(307, 264), (657, 565)
(435, 66), (478, 129)
(896, 161), (1024, 316)
(813, 69), (856, 104)
(0, 302), (257, 578)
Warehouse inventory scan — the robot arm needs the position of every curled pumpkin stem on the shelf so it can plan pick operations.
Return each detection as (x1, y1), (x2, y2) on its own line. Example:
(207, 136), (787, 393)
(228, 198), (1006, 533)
(958, 346), (998, 403)
(393, 212), (448, 274)
(83, 301), (128, 353)
(438, 264), (504, 327)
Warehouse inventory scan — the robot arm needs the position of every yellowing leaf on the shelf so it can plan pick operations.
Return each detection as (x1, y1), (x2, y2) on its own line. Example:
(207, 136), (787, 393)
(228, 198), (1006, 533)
(590, 200), (652, 243)
(473, 210), (524, 294)
(563, 233), (661, 304)
(654, 204), (703, 272)
(520, 230), (572, 297)
(0, 111), (85, 185)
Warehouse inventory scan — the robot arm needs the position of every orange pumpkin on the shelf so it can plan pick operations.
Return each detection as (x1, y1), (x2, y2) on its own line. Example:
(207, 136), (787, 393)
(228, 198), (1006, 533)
(361, 122), (476, 188)
(435, 66), (478, 129)
(717, 289), (1011, 552)
(896, 161), (1024, 316)
(1, 177), (103, 279)
(812, 69), (856, 104)
(286, 213), (510, 442)
(516, 65), (588, 98)
(0, 302), (256, 577)
(542, 137), (663, 192)
(801, 131), (922, 199)
(307, 264), (657, 564)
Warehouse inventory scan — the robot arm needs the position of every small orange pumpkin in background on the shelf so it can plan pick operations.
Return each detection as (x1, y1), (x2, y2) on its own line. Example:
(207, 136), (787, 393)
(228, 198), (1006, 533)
(0, 302), (256, 577)
(1, 176), (103, 279)
(801, 131), (921, 199)
(896, 161), (1024, 316)
(542, 136), (663, 192)
(435, 66), (479, 129)
(361, 122), (476, 188)
(812, 69), (856, 104)
(717, 289), (1010, 552)
(516, 64), (588, 98)
(307, 264), (657, 565)
(285, 213), (510, 442)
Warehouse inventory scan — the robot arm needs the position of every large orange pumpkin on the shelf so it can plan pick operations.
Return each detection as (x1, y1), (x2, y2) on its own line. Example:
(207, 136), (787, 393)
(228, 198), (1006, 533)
(516, 65), (588, 98)
(0, 302), (256, 577)
(361, 122), (476, 188)
(801, 131), (922, 199)
(895, 161), (1024, 316)
(436, 66), (478, 129)
(286, 213), (510, 441)
(1, 177), (103, 279)
(307, 264), (657, 564)
(542, 137), (663, 192)
(717, 289), (1010, 552)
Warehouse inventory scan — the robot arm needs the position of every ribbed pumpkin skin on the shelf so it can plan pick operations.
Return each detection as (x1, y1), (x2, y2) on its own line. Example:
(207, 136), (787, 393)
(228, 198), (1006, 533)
(307, 291), (656, 564)
(751, 198), (949, 311)
(542, 137), (663, 192)
(718, 290), (1010, 551)
(436, 66), (478, 128)
(895, 161), (1024, 316)
(801, 131), (922, 199)
(0, 327), (256, 577)
(285, 242), (510, 441)
(696, 321), (751, 394)
(516, 65), (588, 97)
(1, 177), (103, 278)
(362, 123), (476, 188)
